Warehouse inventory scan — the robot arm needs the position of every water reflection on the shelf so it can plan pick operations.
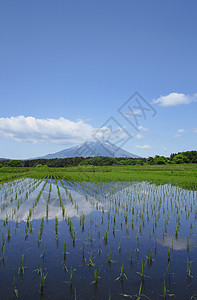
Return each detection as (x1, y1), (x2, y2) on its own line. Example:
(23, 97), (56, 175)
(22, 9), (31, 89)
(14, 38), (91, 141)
(0, 178), (197, 299)
(158, 236), (188, 250)
(0, 178), (196, 224)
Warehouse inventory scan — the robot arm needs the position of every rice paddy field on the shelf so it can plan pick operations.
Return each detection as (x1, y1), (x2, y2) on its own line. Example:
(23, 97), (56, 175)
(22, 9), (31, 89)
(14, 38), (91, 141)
(0, 165), (197, 299)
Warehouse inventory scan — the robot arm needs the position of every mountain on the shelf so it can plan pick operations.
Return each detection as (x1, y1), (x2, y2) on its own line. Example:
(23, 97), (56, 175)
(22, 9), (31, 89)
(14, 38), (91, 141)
(40, 141), (140, 159)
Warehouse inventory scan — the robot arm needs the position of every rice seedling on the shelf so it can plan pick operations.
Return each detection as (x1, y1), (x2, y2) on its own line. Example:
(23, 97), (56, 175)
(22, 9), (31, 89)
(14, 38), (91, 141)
(98, 242), (102, 255)
(7, 226), (11, 241)
(187, 259), (192, 278)
(67, 267), (76, 287)
(124, 213), (128, 224)
(168, 247), (171, 263)
(145, 249), (153, 265)
(113, 225), (115, 237)
(103, 229), (109, 244)
(18, 254), (25, 274)
(108, 250), (113, 264)
(91, 268), (100, 285)
(40, 244), (46, 261)
(63, 241), (69, 264)
(46, 203), (49, 219)
(33, 262), (42, 275)
(1, 233), (5, 248)
(131, 211), (136, 225)
(126, 223), (129, 234)
(55, 177), (62, 207)
(175, 224), (179, 239)
(25, 226), (28, 240)
(62, 205), (65, 218)
(40, 267), (47, 294)
(115, 263), (128, 281)
(137, 260), (149, 279)
(72, 230), (76, 245)
(13, 276), (19, 298)
(54, 216), (59, 243)
(81, 214), (85, 231)
(89, 231), (94, 242)
(48, 176), (52, 201)
(118, 240), (121, 253)
(75, 288), (77, 300)
(163, 278), (167, 299)
(88, 251), (95, 267)
(29, 222), (33, 233)
(187, 236), (190, 252)
(109, 288), (111, 300)
(0, 245), (6, 261)
(26, 216), (30, 228)
(160, 277), (175, 299)
(154, 236), (157, 253)
(64, 241), (67, 254)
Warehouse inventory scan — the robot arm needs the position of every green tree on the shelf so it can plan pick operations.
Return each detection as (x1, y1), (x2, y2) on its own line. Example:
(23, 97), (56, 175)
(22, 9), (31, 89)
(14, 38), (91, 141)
(173, 154), (189, 164)
(154, 155), (167, 165)
(8, 160), (23, 167)
(146, 157), (155, 165)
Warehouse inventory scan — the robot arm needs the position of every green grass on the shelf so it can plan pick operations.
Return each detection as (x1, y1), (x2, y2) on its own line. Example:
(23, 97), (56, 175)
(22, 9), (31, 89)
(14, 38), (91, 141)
(0, 167), (33, 182)
(0, 164), (196, 190)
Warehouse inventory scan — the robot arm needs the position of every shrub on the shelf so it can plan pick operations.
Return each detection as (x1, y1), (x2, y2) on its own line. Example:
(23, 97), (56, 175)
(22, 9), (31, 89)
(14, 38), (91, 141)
(35, 164), (48, 168)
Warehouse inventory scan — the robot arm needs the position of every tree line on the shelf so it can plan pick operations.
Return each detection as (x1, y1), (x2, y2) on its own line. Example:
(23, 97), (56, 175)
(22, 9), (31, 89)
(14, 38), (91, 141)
(0, 150), (196, 168)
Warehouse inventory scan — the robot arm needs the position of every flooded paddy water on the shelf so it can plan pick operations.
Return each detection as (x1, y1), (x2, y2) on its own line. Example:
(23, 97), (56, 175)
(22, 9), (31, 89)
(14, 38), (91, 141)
(0, 177), (197, 299)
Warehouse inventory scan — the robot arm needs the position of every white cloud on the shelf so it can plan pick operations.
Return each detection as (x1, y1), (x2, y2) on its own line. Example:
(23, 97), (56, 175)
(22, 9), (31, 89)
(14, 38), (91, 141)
(135, 144), (152, 149)
(174, 129), (186, 138)
(0, 116), (97, 145)
(137, 126), (149, 132)
(153, 92), (197, 107)
(174, 128), (197, 137)
(0, 116), (131, 146)
(136, 133), (144, 139)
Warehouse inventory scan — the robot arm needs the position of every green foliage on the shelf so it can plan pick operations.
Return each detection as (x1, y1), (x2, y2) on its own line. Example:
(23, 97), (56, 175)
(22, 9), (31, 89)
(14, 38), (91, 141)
(146, 157), (155, 165)
(80, 156), (117, 166)
(35, 164), (48, 168)
(173, 154), (189, 164)
(154, 155), (168, 165)
(24, 157), (84, 167)
(8, 160), (23, 167)
(171, 151), (197, 164)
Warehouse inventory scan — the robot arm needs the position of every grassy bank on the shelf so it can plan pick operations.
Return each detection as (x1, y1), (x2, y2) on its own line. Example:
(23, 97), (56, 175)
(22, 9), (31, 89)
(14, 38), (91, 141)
(0, 164), (196, 190)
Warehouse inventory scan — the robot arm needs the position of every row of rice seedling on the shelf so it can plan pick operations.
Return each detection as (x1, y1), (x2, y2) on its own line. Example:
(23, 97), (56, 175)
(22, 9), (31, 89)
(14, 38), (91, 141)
(0, 178), (196, 299)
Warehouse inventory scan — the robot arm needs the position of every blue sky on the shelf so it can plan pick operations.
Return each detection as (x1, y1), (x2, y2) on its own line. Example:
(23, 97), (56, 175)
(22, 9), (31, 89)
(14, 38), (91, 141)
(0, 0), (197, 159)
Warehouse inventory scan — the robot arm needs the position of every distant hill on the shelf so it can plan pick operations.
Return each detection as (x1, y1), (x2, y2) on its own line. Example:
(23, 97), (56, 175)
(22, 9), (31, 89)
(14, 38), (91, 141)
(39, 140), (140, 159)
